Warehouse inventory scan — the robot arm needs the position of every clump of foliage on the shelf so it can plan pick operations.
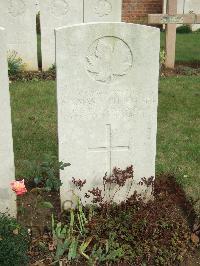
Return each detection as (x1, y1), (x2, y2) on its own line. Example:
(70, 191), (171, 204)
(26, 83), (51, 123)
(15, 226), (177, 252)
(176, 24), (192, 34)
(23, 154), (70, 191)
(7, 50), (25, 77)
(194, 28), (200, 33)
(160, 48), (166, 70)
(49, 63), (56, 72)
(30, 168), (194, 265)
(0, 213), (29, 266)
(86, 192), (191, 265)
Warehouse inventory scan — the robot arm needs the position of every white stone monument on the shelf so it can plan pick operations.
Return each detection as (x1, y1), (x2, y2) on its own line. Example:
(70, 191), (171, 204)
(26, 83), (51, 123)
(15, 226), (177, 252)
(39, 0), (83, 70)
(0, 0), (38, 70)
(84, 0), (122, 22)
(0, 27), (16, 217)
(56, 23), (160, 207)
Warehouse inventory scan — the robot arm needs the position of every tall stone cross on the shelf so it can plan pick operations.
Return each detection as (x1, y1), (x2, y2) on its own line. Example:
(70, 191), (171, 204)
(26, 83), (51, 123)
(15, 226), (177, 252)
(148, 0), (200, 68)
(88, 124), (129, 176)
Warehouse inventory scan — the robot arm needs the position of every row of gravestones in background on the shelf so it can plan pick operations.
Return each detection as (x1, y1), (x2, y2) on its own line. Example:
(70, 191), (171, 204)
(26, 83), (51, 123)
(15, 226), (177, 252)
(0, 22), (160, 216)
(0, 0), (122, 71)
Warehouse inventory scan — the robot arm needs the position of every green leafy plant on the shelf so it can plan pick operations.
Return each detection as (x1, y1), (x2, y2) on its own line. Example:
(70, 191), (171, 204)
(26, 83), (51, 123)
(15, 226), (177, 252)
(76, 197), (88, 235)
(89, 232), (125, 264)
(23, 154), (70, 191)
(160, 48), (166, 70)
(7, 50), (25, 76)
(52, 212), (80, 263)
(176, 24), (192, 34)
(194, 28), (200, 33)
(0, 213), (29, 266)
(49, 63), (56, 72)
(51, 197), (92, 263)
(29, 168), (195, 265)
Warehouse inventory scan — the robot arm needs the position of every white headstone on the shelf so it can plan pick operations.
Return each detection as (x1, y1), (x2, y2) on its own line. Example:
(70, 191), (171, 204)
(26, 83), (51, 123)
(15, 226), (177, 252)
(56, 23), (160, 207)
(0, 0), (38, 70)
(0, 27), (16, 217)
(84, 0), (122, 22)
(39, 0), (83, 70)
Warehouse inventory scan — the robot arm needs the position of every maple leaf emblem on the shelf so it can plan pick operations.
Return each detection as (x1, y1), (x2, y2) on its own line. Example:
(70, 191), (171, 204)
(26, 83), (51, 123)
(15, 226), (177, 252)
(86, 37), (133, 83)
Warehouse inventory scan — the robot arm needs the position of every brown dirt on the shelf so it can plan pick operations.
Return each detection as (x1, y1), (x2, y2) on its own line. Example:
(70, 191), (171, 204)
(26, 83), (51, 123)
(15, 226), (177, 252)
(161, 63), (200, 77)
(9, 70), (56, 82)
(18, 189), (61, 237)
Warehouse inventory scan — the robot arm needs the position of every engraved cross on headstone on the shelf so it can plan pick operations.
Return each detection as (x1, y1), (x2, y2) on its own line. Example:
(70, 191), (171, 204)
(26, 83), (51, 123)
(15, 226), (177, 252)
(88, 124), (129, 176)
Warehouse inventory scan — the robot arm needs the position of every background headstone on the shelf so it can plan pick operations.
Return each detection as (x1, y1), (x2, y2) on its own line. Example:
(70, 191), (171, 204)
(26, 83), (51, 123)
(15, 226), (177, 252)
(39, 0), (83, 70)
(56, 23), (160, 207)
(0, 0), (38, 70)
(0, 27), (16, 217)
(84, 0), (122, 22)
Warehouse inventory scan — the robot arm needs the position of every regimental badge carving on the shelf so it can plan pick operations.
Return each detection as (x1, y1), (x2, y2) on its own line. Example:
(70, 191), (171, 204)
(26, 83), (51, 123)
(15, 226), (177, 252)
(95, 0), (112, 17)
(86, 37), (133, 84)
(8, 0), (26, 17)
(51, 0), (69, 17)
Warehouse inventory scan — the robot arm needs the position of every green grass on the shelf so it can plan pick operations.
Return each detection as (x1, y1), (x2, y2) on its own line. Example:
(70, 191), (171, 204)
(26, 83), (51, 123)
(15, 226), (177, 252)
(157, 76), (200, 214)
(10, 81), (57, 177)
(10, 77), (200, 214)
(161, 32), (200, 63)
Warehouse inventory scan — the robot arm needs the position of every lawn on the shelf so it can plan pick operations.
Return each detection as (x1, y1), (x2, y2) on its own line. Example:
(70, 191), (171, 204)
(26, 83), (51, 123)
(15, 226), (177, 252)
(10, 81), (58, 177)
(157, 76), (200, 215)
(10, 76), (200, 215)
(161, 32), (200, 63)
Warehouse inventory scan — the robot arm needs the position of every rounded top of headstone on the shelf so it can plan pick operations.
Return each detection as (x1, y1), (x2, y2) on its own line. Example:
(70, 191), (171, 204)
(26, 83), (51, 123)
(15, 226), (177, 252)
(55, 22), (160, 34)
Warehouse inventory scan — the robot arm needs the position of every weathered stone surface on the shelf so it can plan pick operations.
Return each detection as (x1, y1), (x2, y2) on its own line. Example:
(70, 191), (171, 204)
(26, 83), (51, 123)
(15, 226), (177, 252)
(0, 0), (38, 70)
(0, 27), (16, 217)
(84, 0), (122, 22)
(35, 0), (40, 13)
(40, 0), (83, 70)
(56, 23), (160, 207)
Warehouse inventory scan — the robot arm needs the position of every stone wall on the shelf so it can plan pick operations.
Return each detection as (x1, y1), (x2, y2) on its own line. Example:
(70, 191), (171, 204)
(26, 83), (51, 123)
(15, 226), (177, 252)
(122, 0), (163, 23)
